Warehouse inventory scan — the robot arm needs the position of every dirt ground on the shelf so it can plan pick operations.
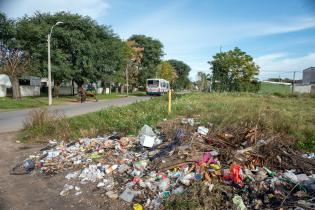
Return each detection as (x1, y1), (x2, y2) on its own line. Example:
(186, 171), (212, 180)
(0, 132), (130, 210)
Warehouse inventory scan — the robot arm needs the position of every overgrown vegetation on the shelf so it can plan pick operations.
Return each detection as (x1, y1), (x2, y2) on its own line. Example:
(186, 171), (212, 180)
(21, 93), (315, 152)
(165, 181), (232, 210)
(23, 109), (71, 140)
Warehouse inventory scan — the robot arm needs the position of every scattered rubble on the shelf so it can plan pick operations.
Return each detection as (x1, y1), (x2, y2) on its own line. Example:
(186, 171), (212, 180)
(12, 121), (315, 209)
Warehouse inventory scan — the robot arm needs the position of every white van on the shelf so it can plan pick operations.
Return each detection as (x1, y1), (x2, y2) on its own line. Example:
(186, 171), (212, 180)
(146, 79), (170, 95)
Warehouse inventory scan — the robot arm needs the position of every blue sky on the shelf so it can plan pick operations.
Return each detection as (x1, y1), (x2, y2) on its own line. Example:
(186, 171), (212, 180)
(1, 0), (315, 80)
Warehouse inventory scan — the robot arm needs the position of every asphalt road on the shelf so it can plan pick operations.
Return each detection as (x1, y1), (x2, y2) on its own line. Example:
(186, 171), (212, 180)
(0, 96), (150, 133)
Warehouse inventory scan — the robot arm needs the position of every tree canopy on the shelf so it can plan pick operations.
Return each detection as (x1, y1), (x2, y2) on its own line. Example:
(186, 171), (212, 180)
(167, 59), (191, 90)
(128, 35), (164, 85)
(16, 12), (127, 88)
(1, 11), (193, 97)
(156, 61), (177, 84)
(209, 47), (260, 92)
(196, 71), (210, 92)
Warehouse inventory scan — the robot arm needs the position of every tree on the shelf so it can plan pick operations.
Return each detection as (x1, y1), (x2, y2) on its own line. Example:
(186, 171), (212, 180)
(128, 35), (164, 85)
(167, 59), (191, 90)
(196, 71), (210, 92)
(156, 61), (177, 84)
(0, 45), (29, 99)
(16, 12), (126, 96)
(209, 47), (259, 92)
(123, 40), (144, 92)
(0, 12), (30, 99)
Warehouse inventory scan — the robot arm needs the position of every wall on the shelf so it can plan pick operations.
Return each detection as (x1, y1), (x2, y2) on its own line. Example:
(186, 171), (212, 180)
(0, 85), (6, 97)
(97, 88), (103, 94)
(0, 74), (11, 87)
(293, 84), (315, 94)
(20, 86), (40, 96)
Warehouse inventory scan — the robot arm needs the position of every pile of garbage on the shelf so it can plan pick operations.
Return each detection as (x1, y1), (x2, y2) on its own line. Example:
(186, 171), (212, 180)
(12, 119), (315, 209)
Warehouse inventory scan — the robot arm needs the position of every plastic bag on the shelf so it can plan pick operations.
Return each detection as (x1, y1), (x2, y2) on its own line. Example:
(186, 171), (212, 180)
(230, 164), (243, 183)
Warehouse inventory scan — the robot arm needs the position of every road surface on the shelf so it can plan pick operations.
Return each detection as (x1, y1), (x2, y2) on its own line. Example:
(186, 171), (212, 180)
(0, 96), (150, 133)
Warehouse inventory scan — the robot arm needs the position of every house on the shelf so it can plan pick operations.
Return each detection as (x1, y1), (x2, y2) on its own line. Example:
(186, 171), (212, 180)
(0, 74), (41, 97)
(0, 74), (11, 97)
(293, 67), (315, 94)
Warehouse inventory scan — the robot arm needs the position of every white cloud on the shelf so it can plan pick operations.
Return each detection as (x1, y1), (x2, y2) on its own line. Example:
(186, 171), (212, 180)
(1, 0), (109, 20)
(248, 16), (315, 36)
(116, 9), (315, 79)
(254, 53), (288, 65)
(255, 52), (315, 79)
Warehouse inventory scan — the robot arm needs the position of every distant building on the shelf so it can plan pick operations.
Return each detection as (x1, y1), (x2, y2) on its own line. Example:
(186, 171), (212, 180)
(0, 74), (41, 97)
(293, 67), (315, 94)
(303, 67), (315, 85)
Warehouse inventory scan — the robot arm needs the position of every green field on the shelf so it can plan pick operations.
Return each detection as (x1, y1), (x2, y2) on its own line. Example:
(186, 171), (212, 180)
(259, 82), (292, 94)
(21, 92), (315, 152)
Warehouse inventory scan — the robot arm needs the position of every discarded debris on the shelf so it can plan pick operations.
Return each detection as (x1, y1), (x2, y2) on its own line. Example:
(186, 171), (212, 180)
(197, 126), (209, 135)
(12, 118), (315, 209)
(181, 118), (195, 126)
(23, 159), (35, 172)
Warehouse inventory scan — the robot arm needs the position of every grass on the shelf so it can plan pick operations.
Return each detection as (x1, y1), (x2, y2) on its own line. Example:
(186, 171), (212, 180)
(165, 181), (232, 209)
(0, 93), (125, 111)
(21, 92), (315, 152)
(259, 82), (291, 94)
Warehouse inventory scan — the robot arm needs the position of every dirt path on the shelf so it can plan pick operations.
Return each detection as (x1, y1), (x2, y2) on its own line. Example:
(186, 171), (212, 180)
(0, 133), (129, 210)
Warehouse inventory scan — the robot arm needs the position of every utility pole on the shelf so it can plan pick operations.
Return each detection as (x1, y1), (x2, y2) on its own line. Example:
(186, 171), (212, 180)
(47, 21), (63, 106)
(126, 61), (129, 96)
(47, 34), (52, 106)
(292, 71), (296, 93)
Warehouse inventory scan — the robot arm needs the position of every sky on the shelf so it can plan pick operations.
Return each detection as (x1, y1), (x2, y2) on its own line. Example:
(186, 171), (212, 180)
(1, 0), (315, 81)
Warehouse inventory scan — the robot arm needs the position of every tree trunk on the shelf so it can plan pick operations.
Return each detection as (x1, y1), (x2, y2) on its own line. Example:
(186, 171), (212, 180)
(72, 80), (75, 95)
(54, 81), (61, 98)
(10, 76), (21, 100)
(101, 80), (106, 94)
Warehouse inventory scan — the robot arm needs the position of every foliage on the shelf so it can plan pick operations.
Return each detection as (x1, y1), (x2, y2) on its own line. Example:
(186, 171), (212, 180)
(209, 47), (260, 92)
(196, 71), (210, 91)
(124, 40), (144, 88)
(0, 12), (15, 43)
(128, 35), (164, 85)
(16, 12), (127, 87)
(167, 59), (191, 90)
(156, 61), (177, 84)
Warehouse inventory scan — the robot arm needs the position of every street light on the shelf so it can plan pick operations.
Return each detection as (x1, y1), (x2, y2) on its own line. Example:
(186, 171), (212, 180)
(47, 21), (63, 106)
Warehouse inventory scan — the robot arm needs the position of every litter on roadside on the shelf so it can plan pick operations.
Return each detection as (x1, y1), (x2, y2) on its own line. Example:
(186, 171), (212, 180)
(13, 120), (315, 209)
